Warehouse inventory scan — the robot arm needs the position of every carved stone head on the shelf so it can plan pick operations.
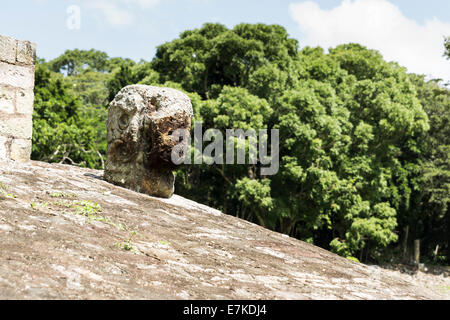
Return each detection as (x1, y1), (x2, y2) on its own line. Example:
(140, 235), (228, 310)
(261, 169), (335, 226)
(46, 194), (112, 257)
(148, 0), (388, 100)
(104, 85), (193, 198)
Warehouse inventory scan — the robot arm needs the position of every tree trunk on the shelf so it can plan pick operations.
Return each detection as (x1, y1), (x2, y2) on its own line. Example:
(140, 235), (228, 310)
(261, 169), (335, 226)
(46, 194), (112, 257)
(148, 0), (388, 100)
(254, 210), (266, 228)
(414, 239), (420, 264)
(402, 225), (409, 261)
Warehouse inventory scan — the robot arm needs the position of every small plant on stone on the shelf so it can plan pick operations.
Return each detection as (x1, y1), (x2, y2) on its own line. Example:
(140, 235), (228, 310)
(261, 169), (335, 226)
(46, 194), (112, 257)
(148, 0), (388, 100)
(119, 238), (134, 251)
(31, 201), (49, 209)
(0, 182), (16, 198)
(73, 200), (102, 216)
(159, 240), (171, 247)
(115, 230), (139, 253)
(0, 182), (7, 191)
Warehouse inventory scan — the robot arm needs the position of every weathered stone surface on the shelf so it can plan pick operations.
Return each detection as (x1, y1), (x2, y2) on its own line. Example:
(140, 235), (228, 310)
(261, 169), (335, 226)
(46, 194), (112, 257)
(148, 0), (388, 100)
(0, 114), (32, 139)
(15, 88), (34, 115)
(105, 85), (193, 198)
(9, 138), (31, 162)
(16, 40), (36, 66)
(0, 159), (449, 300)
(0, 36), (16, 64)
(0, 135), (8, 158)
(0, 62), (34, 89)
(0, 35), (35, 163)
(0, 85), (15, 114)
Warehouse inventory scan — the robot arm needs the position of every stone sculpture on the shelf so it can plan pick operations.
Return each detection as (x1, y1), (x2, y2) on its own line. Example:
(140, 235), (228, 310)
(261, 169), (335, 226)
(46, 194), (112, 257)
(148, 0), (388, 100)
(104, 85), (193, 198)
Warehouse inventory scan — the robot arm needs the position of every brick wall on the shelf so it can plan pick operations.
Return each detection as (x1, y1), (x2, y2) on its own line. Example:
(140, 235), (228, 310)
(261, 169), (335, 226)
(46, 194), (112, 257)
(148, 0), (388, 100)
(0, 35), (36, 162)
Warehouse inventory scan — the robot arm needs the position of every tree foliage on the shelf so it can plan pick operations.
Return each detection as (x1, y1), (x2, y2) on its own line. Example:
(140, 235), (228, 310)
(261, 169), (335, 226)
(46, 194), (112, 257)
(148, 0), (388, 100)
(152, 23), (298, 99)
(32, 62), (103, 168)
(49, 49), (110, 76)
(407, 75), (450, 263)
(151, 24), (432, 261)
(32, 24), (450, 264)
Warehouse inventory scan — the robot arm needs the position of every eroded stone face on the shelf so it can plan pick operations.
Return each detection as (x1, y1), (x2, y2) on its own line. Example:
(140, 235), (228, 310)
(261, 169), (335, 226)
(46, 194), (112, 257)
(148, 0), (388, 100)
(104, 85), (193, 198)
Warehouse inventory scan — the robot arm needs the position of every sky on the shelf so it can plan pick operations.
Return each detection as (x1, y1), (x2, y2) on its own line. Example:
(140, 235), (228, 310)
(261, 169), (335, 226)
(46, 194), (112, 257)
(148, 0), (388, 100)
(1, 0), (449, 81)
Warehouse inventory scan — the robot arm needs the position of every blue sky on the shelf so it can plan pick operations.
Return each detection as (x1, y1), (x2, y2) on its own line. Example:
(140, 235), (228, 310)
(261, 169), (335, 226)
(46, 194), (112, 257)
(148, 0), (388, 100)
(1, 0), (449, 80)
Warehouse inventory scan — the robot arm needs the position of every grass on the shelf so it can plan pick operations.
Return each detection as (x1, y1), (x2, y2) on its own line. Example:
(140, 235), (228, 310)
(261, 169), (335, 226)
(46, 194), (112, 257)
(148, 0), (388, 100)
(50, 199), (102, 217)
(49, 197), (135, 251)
(49, 197), (128, 234)
(0, 182), (16, 198)
(73, 200), (102, 216)
(64, 200), (122, 228)
(36, 192), (139, 254)
(52, 199), (75, 208)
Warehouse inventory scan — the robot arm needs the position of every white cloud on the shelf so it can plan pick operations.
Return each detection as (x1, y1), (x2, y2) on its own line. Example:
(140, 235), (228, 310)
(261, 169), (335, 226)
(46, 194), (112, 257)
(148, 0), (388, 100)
(86, 1), (134, 26)
(129, 0), (161, 8)
(289, 0), (450, 81)
(79, 0), (161, 26)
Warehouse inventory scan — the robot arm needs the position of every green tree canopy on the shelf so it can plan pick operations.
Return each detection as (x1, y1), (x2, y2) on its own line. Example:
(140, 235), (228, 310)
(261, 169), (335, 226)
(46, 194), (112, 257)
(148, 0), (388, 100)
(407, 75), (450, 263)
(32, 62), (103, 168)
(32, 23), (450, 264)
(49, 49), (110, 76)
(152, 23), (299, 99)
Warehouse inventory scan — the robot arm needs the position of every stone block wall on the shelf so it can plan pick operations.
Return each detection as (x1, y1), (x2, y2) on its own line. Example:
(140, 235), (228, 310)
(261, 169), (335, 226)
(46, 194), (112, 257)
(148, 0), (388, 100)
(0, 35), (36, 162)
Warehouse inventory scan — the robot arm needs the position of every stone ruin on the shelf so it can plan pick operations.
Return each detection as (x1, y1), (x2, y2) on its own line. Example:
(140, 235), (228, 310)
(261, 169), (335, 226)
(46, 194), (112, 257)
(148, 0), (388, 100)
(0, 35), (448, 301)
(104, 85), (193, 198)
(0, 35), (36, 162)
(0, 33), (192, 198)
